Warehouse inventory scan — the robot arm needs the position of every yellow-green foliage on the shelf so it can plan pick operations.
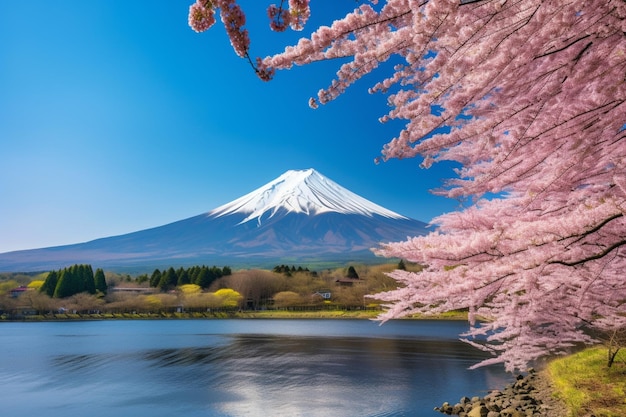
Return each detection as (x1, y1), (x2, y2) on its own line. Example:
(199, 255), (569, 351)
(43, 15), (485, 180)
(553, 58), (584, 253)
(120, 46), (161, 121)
(213, 288), (242, 308)
(0, 280), (20, 295)
(273, 291), (303, 308)
(143, 295), (163, 310)
(27, 280), (44, 289)
(179, 284), (201, 294)
(33, 272), (50, 281)
(548, 347), (626, 417)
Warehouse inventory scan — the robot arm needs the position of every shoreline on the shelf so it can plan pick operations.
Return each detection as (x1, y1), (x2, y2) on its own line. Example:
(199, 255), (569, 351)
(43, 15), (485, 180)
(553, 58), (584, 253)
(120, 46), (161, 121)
(2, 309), (570, 416)
(435, 368), (567, 417)
(0, 309), (470, 321)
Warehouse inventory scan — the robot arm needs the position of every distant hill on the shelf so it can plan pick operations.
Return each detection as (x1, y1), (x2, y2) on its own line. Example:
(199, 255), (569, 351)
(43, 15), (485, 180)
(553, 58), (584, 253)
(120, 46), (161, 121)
(0, 169), (428, 272)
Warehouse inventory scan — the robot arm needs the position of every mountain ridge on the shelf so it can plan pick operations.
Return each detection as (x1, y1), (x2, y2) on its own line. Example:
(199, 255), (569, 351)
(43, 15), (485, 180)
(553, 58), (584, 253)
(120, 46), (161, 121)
(0, 169), (428, 272)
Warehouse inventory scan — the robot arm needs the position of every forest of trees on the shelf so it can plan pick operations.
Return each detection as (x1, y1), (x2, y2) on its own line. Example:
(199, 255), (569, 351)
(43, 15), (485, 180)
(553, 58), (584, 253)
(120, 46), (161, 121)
(0, 261), (414, 318)
(39, 264), (107, 298)
(148, 265), (232, 290)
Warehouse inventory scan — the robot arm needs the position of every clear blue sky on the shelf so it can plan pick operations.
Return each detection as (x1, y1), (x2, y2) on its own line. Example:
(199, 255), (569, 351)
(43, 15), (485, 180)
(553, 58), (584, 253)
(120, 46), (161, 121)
(0, 1), (461, 254)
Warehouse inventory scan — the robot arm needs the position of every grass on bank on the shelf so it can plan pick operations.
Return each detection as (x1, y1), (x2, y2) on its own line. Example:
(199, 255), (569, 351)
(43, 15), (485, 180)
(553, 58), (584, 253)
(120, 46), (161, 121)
(548, 347), (626, 417)
(237, 309), (468, 320)
(1, 308), (470, 321)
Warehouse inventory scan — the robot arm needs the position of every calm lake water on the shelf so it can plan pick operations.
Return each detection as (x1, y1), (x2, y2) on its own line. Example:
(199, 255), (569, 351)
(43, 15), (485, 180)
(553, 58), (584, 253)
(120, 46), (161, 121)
(0, 319), (510, 417)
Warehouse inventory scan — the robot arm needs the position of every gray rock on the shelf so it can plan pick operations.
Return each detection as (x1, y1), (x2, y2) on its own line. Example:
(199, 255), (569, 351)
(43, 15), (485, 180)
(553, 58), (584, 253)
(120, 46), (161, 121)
(435, 370), (564, 417)
(467, 405), (489, 417)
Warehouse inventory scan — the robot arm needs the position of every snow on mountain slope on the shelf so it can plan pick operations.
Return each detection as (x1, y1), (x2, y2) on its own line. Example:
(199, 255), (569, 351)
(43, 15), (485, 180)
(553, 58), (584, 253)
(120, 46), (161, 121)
(0, 168), (428, 272)
(210, 168), (407, 224)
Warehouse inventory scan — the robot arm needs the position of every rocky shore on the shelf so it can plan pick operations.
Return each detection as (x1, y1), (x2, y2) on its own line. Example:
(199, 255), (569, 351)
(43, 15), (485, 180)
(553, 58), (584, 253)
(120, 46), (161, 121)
(435, 369), (566, 417)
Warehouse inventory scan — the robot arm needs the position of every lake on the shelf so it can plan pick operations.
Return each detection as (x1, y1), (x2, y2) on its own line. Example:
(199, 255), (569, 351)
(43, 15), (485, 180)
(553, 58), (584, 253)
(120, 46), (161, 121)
(0, 319), (510, 417)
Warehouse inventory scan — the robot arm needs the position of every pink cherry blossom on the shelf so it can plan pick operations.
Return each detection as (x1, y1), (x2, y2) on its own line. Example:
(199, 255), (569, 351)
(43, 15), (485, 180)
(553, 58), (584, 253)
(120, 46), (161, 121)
(288, 0), (310, 31)
(267, 4), (291, 32)
(188, 0), (216, 33)
(189, 0), (626, 372)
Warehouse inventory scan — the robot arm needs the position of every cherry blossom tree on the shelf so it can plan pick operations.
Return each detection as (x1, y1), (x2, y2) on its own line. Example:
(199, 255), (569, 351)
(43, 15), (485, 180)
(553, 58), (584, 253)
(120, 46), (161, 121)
(189, 0), (626, 372)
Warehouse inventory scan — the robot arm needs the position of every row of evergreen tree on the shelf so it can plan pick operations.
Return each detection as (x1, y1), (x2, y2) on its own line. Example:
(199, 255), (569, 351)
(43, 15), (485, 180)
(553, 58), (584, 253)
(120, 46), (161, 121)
(40, 264), (107, 298)
(272, 265), (312, 274)
(149, 265), (232, 290)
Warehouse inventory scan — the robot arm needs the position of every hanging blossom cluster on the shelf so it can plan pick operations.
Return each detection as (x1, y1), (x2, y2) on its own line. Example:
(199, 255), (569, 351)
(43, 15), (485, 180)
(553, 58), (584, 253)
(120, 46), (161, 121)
(188, 0), (309, 78)
(188, 0), (250, 58)
(190, 0), (626, 372)
(268, 0), (311, 32)
(188, 0), (216, 33)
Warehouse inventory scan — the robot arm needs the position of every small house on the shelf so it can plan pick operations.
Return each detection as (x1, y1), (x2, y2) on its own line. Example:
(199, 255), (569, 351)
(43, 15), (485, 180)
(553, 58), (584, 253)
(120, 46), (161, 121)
(313, 290), (332, 300)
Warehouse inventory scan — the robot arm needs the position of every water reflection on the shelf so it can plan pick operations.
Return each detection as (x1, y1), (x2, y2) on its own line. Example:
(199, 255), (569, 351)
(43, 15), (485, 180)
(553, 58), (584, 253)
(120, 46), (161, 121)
(132, 335), (504, 416)
(1, 320), (510, 417)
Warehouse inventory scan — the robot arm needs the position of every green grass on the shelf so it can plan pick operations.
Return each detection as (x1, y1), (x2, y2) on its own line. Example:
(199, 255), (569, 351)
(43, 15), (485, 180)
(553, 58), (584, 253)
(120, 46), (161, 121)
(1, 309), (470, 321)
(548, 347), (626, 417)
(236, 310), (381, 319)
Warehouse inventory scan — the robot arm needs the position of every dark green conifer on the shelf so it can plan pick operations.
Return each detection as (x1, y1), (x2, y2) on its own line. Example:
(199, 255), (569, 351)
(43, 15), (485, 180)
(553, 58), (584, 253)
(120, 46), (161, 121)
(177, 268), (190, 286)
(398, 259), (407, 270)
(94, 268), (107, 294)
(346, 266), (359, 279)
(158, 267), (177, 290)
(53, 269), (74, 298)
(149, 269), (162, 287)
(40, 270), (58, 297)
(195, 267), (209, 288)
(82, 264), (96, 294)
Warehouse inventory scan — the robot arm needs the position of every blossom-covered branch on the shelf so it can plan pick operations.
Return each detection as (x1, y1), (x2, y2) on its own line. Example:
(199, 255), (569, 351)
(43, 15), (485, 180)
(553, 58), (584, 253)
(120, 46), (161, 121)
(189, 0), (626, 372)
(188, 0), (310, 80)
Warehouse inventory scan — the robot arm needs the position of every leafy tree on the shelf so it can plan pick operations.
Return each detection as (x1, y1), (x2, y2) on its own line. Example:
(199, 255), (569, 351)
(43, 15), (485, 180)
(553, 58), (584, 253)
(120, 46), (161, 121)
(213, 288), (242, 309)
(179, 284), (202, 294)
(65, 293), (104, 314)
(273, 291), (303, 309)
(154, 293), (179, 312)
(22, 290), (58, 314)
(27, 280), (44, 290)
(0, 280), (20, 296)
(334, 285), (368, 310)
(183, 292), (221, 311)
(189, 0), (626, 372)
(143, 294), (163, 312)
(221, 269), (284, 310)
(136, 274), (149, 285)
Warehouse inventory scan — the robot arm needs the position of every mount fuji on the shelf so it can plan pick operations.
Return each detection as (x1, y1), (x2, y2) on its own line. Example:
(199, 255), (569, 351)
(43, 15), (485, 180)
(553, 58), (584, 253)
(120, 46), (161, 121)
(0, 169), (429, 272)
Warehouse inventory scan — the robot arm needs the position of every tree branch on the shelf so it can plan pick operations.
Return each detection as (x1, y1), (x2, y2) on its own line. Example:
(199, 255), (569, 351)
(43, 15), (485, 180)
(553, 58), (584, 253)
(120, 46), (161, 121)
(551, 238), (626, 267)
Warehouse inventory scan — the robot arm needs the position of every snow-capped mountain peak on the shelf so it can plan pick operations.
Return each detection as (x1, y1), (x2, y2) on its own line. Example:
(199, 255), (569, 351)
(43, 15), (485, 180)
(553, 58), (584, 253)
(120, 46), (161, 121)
(209, 168), (407, 224)
(0, 168), (429, 271)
